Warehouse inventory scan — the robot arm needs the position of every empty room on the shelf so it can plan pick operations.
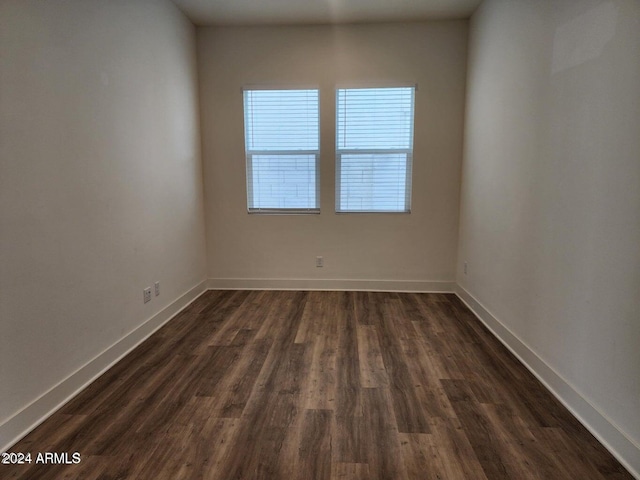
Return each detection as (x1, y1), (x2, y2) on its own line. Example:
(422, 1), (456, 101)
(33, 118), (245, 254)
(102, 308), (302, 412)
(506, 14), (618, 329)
(1, 0), (638, 478)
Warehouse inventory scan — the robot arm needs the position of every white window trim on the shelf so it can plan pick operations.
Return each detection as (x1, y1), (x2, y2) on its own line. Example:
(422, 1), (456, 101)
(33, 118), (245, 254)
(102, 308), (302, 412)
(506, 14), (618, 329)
(335, 85), (416, 214)
(242, 87), (321, 215)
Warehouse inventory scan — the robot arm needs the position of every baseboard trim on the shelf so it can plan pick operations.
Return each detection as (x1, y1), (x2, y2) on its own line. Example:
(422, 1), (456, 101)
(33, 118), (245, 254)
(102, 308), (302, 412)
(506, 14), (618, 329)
(207, 277), (455, 293)
(455, 285), (640, 480)
(0, 280), (208, 454)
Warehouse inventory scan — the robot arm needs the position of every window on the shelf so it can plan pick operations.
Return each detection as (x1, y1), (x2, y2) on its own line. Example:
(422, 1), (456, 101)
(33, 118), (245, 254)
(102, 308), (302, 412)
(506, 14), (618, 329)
(336, 86), (415, 213)
(243, 89), (319, 213)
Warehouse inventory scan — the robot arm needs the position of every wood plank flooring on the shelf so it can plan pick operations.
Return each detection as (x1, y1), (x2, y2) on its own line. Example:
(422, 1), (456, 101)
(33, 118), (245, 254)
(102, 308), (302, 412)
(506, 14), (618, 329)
(2, 291), (633, 479)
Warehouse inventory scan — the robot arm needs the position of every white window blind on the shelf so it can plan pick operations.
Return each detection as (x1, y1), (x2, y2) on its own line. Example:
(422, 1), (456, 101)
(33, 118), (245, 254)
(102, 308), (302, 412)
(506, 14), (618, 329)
(243, 89), (320, 213)
(336, 87), (415, 213)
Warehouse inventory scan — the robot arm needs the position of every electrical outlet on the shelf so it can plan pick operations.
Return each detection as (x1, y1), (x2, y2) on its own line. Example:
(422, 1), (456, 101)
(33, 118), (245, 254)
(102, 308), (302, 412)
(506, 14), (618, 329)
(154, 281), (160, 296)
(463, 262), (468, 275)
(316, 256), (323, 267)
(143, 287), (152, 304)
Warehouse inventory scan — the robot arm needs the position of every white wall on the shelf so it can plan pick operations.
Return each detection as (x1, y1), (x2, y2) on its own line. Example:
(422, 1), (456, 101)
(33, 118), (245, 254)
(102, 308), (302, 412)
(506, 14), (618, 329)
(458, 0), (640, 474)
(197, 22), (468, 289)
(0, 0), (207, 445)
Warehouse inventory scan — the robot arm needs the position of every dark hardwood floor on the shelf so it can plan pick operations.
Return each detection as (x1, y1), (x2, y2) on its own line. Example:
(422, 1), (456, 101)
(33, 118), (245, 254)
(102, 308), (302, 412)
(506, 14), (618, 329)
(3, 290), (634, 479)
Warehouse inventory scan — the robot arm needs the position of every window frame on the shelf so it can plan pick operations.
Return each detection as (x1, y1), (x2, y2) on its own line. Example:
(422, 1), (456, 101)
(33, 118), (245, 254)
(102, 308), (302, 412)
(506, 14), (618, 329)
(335, 85), (416, 214)
(242, 87), (321, 215)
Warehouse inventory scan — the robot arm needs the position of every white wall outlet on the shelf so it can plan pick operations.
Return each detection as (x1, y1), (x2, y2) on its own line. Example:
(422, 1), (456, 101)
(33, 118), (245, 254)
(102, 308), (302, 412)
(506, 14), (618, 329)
(154, 281), (160, 296)
(464, 262), (468, 275)
(143, 287), (152, 304)
(316, 256), (323, 267)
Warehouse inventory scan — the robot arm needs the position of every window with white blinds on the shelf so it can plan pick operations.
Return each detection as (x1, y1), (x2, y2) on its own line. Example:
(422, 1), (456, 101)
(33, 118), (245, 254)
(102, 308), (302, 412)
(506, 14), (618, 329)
(336, 86), (415, 213)
(243, 89), (320, 213)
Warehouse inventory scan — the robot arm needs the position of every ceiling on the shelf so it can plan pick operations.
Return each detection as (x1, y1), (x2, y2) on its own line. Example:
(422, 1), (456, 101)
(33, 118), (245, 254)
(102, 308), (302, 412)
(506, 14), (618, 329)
(171, 0), (482, 26)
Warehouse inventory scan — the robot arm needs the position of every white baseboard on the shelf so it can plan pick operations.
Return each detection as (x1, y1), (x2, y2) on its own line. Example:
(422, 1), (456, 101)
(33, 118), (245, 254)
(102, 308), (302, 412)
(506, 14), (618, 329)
(0, 280), (208, 454)
(207, 277), (455, 293)
(455, 285), (640, 480)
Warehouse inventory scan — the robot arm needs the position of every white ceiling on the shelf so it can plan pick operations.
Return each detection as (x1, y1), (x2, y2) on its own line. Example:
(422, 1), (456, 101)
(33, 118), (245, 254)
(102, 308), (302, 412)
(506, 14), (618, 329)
(171, 0), (482, 26)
